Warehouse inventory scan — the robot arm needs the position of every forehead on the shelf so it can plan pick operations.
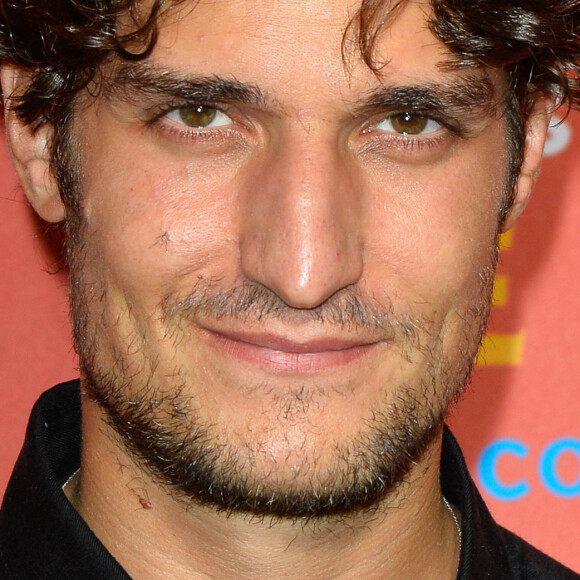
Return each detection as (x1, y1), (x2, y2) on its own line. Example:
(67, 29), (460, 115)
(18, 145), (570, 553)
(136, 0), (490, 106)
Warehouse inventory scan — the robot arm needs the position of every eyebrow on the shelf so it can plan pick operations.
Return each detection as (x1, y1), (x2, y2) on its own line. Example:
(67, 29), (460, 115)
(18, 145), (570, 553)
(106, 62), (267, 108)
(354, 73), (499, 123)
(105, 61), (500, 126)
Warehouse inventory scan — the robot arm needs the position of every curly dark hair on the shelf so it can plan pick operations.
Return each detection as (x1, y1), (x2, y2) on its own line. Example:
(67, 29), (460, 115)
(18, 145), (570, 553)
(2, 0), (580, 120)
(0, 0), (579, 215)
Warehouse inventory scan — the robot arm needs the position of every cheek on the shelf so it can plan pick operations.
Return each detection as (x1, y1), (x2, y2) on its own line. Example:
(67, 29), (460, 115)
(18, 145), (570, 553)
(363, 136), (508, 312)
(78, 142), (245, 304)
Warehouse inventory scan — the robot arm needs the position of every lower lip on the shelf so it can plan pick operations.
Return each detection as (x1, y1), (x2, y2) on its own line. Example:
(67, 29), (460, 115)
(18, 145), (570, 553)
(204, 331), (380, 373)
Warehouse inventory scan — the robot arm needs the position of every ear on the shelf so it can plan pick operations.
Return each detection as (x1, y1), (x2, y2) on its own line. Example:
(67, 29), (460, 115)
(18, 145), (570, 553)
(1, 65), (66, 223)
(501, 97), (551, 232)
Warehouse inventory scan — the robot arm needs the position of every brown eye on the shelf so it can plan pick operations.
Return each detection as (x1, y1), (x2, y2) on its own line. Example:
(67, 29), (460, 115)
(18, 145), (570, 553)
(390, 112), (428, 135)
(179, 105), (218, 127)
(371, 112), (441, 136)
(166, 105), (233, 128)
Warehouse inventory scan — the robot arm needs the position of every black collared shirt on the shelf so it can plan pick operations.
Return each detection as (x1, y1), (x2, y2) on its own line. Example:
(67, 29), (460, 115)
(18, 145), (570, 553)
(0, 380), (578, 579)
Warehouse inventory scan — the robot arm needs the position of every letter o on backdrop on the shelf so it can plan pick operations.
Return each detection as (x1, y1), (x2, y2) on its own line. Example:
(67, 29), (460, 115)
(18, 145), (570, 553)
(539, 438), (580, 497)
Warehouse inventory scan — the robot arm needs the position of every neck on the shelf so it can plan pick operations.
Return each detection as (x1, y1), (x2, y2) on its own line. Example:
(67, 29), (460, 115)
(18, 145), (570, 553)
(67, 401), (460, 580)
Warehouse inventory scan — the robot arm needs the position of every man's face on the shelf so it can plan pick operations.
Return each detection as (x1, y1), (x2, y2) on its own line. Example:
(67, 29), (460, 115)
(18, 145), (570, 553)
(67, 0), (510, 516)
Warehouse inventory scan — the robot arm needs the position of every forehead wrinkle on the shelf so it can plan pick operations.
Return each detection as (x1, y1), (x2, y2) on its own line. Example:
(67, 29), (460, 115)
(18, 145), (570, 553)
(102, 61), (268, 108)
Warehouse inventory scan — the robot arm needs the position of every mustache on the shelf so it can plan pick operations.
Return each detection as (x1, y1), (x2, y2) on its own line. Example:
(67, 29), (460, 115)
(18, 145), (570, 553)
(162, 279), (424, 340)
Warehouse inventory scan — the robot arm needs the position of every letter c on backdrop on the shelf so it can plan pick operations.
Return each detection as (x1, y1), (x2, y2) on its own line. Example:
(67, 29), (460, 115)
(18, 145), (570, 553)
(478, 439), (530, 500)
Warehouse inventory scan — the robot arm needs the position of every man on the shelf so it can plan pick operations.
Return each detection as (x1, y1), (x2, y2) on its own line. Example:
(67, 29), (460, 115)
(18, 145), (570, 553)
(0, 0), (579, 577)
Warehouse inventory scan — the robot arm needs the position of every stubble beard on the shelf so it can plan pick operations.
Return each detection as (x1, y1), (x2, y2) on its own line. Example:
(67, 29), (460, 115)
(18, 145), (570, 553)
(69, 245), (496, 521)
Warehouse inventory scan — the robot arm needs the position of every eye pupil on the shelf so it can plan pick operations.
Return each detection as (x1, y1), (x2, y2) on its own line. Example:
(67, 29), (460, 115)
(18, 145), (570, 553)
(391, 112), (428, 135)
(179, 105), (217, 128)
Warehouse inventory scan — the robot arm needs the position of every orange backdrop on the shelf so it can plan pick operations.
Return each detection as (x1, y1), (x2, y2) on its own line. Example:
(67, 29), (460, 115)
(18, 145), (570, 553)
(1, 110), (580, 571)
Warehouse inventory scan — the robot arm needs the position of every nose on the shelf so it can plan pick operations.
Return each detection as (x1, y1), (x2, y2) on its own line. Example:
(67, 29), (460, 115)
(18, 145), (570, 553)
(239, 130), (363, 309)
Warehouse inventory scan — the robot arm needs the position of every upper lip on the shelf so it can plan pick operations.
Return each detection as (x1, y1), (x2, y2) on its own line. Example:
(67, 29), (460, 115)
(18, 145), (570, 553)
(203, 328), (385, 353)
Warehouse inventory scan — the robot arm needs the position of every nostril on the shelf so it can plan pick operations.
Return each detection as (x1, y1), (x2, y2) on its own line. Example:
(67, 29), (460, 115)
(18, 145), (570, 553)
(240, 226), (363, 311)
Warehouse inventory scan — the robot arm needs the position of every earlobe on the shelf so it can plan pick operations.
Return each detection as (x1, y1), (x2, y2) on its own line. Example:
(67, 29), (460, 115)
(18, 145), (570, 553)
(1, 66), (66, 223)
(501, 97), (551, 232)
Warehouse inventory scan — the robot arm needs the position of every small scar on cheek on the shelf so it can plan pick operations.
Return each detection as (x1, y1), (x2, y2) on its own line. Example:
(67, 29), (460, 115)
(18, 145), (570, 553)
(154, 231), (171, 253)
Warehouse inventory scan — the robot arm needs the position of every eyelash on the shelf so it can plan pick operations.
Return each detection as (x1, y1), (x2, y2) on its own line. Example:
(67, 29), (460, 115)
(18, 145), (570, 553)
(360, 112), (461, 156)
(148, 102), (241, 144)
